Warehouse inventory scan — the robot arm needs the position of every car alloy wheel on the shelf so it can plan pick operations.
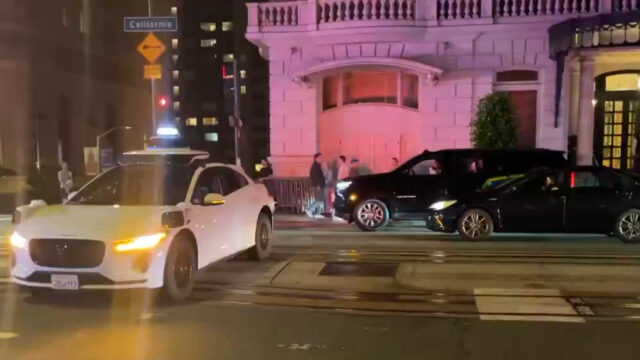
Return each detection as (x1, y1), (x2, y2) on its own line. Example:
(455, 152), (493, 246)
(162, 238), (196, 302)
(355, 200), (389, 231)
(458, 209), (493, 241)
(251, 213), (272, 260)
(617, 209), (640, 243)
(259, 222), (270, 250)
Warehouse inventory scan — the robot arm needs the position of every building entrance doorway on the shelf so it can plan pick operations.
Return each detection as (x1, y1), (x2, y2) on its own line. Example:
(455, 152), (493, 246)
(594, 71), (640, 170)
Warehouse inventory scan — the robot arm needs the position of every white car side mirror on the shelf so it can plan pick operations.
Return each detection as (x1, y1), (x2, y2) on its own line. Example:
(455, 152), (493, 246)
(203, 193), (225, 206)
(29, 199), (47, 207)
(67, 191), (78, 201)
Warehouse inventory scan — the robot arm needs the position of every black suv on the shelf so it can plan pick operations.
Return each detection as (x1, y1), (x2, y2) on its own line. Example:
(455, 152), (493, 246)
(334, 149), (567, 231)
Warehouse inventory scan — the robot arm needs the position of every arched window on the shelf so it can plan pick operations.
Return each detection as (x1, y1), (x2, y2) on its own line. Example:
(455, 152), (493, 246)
(321, 69), (419, 111)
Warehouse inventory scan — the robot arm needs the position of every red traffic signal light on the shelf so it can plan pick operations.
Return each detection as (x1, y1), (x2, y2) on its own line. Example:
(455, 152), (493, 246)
(158, 96), (169, 108)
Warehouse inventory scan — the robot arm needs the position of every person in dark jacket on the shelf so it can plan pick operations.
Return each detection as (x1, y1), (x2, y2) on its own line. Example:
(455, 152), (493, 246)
(305, 153), (325, 218)
(256, 158), (273, 179)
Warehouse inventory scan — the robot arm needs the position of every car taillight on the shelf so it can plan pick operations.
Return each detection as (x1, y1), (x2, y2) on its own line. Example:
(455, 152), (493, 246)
(162, 211), (184, 229)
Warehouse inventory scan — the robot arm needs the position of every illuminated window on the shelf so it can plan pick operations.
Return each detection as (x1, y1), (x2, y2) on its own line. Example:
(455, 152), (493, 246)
(222, 54), (235, 63)
(173, 86), (180, 96)
(172, 55), (178, 64)
(171, 7), (178, 16)
(222, 21), (233, 31)
(322, 75), (339, 111)
(605, 73), (640, 91)
(200, 22), (216, 31)
(171, 39), (179, 49)
(241, 85), (247, 94)
(240, 70), (247, 79)
(401, 73), (419, 109)
(201, 39), (217, 48)
(205, 133), (219, 142)
(173, 101), (180, 111)
(202, 117), (218, 126)
(343, 70), (398, 105)
(172, 70), (179, 80)
(186, 117), (197, 126)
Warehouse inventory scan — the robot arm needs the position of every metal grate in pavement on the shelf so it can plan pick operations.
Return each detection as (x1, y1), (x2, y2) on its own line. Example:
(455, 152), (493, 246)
(318, 262), (397, 277)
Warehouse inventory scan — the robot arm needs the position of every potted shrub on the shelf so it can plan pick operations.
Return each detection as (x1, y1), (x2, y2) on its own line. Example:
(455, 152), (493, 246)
(472, 92), (518, 149)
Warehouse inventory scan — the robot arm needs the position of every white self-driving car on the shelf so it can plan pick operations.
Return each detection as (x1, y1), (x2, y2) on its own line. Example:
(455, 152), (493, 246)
(9, 149), (275, 301)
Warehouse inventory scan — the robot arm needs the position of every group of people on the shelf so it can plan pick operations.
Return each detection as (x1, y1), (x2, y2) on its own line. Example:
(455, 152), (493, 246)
(305, 153), (399, 218)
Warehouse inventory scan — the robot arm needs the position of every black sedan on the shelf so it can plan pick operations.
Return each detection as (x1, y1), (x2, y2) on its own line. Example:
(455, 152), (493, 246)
(425, 166), (640, 243)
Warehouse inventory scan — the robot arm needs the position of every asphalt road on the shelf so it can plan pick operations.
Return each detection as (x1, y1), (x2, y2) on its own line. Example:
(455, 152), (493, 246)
(2, 218), (640, 359)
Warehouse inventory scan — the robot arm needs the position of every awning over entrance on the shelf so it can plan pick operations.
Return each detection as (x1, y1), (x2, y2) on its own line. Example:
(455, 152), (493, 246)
(548, 11), (640, 127)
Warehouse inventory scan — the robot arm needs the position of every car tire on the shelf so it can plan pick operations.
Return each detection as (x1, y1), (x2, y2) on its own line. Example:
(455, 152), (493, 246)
(457, 208), (494, 241)
(251, 213), (273, 261)
(614, 209), (640, 244)
(354, 199), (390, 232)
(161, 237), (197, 302)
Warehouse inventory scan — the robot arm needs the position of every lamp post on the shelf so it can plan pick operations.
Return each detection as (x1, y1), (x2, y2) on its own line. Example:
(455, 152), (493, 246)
(96, 126), (132, 173)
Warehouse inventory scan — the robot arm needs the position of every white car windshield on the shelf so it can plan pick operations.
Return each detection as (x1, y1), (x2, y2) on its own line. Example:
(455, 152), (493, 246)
(67, 164), (195, 206)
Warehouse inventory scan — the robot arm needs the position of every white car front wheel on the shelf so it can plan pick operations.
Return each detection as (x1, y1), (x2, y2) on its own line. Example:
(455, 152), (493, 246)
(162, 237), (197, 302)
(251, 213), (272, 260)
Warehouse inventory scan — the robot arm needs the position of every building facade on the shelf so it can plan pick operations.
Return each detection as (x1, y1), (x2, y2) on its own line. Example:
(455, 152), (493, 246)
(246, 0), (640, 176)
(170, 0), (270, 172)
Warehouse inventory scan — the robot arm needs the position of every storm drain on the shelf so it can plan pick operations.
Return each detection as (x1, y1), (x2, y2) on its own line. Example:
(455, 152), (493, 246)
(318, 262), (398, 277)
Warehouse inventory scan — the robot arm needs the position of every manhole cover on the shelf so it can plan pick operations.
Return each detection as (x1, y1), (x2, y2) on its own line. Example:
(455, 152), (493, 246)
(319, 262), (397, 277)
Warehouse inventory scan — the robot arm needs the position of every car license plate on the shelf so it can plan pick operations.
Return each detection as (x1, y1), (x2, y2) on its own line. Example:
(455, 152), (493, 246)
(51, 274), (79, 290)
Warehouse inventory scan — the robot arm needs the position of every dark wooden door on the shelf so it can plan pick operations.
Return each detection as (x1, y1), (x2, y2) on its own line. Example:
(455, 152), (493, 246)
(508, 90), (538, 149)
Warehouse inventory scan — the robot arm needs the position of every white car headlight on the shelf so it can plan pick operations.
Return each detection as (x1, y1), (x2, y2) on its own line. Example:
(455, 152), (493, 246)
(429, 200), (458, 211)
(10, 231), (27, 249)
(115, 233), (167, 252)
(336, 181), (352, 191)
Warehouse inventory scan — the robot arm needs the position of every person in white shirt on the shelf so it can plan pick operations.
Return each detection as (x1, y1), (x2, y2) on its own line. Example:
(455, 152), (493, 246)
(337, 155), (350, 180)
(58, 162), (73, 201)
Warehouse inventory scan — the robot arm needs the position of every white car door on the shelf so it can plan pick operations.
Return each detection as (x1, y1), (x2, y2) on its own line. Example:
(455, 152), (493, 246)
(186, 166), (235, 266)
(216, 167), (254, 253)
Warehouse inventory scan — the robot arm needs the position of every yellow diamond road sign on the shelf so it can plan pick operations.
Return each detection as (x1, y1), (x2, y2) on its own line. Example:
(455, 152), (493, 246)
(137, 33), (166, 64)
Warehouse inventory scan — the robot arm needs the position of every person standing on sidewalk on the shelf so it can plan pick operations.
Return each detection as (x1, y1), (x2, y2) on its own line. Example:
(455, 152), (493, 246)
(305, 153), (325, 218)
(337, 155), (350, 180)
(57, 162), (73, 202)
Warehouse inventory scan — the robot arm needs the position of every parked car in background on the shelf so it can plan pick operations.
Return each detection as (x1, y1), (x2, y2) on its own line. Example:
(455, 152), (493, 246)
(334, 149), (567, 231)
(425, 166), (640, 243)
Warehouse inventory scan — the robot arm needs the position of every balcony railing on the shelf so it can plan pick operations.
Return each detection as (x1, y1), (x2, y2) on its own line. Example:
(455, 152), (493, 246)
(247, 0), (640, 31)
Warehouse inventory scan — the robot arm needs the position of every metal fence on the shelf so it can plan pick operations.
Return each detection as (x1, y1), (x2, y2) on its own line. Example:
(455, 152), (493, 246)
(262, 177), (315, 213)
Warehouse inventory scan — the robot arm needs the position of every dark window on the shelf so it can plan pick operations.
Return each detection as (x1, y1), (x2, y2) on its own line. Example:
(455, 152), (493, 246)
(496, 70), (539, 82)
(401, 73), (419, 109)
(456, 157), (485, 175)
(408, 156), (442, 176)
(323, 75), (339, 111)
(219, 167), (243, 195)
(69, 165), (194, 206)
(571, 170), (615, 189)
(233, 169), (249, 187)
(191, 167), (225, 205)
(516, 171), (563, 193)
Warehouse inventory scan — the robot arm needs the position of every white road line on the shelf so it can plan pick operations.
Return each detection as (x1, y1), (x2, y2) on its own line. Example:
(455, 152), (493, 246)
(474, 288), (585, 323)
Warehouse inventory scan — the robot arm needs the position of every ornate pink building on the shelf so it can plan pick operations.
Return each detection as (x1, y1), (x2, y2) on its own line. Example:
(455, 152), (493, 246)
(246, 0), (640, 176)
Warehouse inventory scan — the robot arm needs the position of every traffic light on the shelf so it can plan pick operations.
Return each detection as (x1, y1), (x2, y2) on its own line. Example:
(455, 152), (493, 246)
(222, 63), (235, 114)
(158, 96), (169, 108)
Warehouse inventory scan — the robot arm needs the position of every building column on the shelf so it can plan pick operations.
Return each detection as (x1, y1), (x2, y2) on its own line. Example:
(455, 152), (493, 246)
(577, 55), (596, 165)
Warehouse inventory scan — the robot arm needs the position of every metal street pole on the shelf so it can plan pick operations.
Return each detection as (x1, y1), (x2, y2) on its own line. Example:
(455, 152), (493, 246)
(148, 0), (157, 134)
(96, 126), (132, 173)
(233, 59), (241, 166)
